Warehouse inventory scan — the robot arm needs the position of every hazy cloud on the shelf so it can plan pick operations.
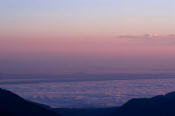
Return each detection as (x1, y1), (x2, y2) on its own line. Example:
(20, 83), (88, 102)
(118, 34), (175, 40)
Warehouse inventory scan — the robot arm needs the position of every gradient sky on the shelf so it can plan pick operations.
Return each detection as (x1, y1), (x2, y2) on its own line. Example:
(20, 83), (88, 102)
(0, 0), (175, 74)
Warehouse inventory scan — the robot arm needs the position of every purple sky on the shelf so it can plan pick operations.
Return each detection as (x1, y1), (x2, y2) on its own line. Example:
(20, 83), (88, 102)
(0, 0), (175, 74)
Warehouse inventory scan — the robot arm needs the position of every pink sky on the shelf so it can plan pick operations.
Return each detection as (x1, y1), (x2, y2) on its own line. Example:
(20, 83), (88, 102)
(1, 34), (175, 74)
(0, 0), (175, 73)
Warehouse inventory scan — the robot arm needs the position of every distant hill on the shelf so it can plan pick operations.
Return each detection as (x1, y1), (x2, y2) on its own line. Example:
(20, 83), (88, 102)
(1, 73), (175, 85)
(0, 88), (60, 116)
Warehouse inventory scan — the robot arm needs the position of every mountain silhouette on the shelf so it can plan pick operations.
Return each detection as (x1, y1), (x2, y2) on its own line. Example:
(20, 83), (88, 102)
(0, 88), (60, 116)
(112, 91), (175, 116)
(2, 88), (175, 116)
(55, 91), (175, 116)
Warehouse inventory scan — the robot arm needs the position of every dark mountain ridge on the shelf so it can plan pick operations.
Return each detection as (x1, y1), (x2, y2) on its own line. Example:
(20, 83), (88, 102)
(55, 91), (175, 116)
(0, 88), (60, 116)
(1, 88), (175, 116)
(113, 91), (175, 116)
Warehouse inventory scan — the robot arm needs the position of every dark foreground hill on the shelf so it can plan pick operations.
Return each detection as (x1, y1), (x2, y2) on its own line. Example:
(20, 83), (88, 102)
(0, 88), (60, 116)
(112, 91), (175, 116)
(1, 88), (175, 116)
(55, 91), (175, 116)
(55, 107), (117, 116)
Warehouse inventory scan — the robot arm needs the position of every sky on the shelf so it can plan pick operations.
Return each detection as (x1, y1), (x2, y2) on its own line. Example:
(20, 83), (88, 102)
(0, 0), (175, 74)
